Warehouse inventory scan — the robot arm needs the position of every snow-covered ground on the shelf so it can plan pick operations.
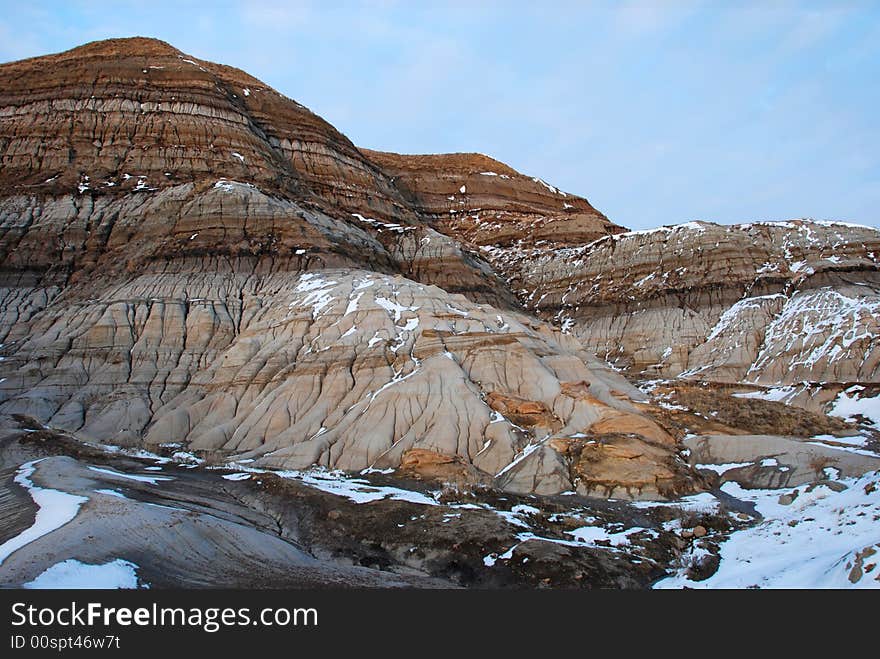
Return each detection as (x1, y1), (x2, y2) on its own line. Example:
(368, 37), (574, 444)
(11, 418), (878, 589)
(829, 385), (880, 430)
(87, 465), (173, 485)
(655, 470), (880, 589)
(218, 464), (440, 506)
(0, 460), (88, 565)
(23, 559), (143, 589)
(285, 469), (438, 505)
(733, 386), (801, 404)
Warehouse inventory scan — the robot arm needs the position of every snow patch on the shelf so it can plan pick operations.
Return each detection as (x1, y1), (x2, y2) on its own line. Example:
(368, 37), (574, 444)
(278, 469), (438, 506)
(94, 488), (129, 499)
(656, 471), (880, 589)
(0, 461), (88, 566)
(375, 296), (419, 322)
(829, 387), (880, 430)
(88, 466), (173, 485)
(214, 179), (255, 193)
(532, 177), (566, 196)
(695, 461), (754, 474)
(24, 559), (142, 589)
(292, 273), (338, 319)
(221, 473), (251, 481)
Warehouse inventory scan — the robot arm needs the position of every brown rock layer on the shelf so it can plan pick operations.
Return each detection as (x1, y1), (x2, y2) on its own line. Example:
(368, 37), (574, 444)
(501, 220), (880, 385)
(363, 149), (623, 252)
(0, 37), (516, 308)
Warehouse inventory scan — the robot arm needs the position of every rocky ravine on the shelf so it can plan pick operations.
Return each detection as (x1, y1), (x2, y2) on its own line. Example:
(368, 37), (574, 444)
(1, 38), (879, 588)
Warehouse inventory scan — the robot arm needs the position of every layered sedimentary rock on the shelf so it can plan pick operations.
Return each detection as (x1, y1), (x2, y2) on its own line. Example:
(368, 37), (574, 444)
(2, 37), (877, 504)
(0, 269), (700, 499)
(363, 150), (622, 252)
(505, 220), (880, 385)
(684, 433), (880, 489)
(0, 37), (516, 308)
(0, 180), (512, 339)
(0, 37), (400, 214)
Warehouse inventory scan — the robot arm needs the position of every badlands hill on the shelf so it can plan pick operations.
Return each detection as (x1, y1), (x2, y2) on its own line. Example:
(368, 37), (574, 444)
(1, 37), (878, 510)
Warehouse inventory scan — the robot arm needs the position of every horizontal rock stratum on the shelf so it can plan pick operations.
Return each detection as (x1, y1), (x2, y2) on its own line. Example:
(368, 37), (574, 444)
(505, 220), (880, 385)
(1, 37), (878, 501)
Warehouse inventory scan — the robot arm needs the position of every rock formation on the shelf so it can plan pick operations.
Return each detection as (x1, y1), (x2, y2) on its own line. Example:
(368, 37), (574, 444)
(0, 266), (702, 499)
(362, 150), (621, 251)
(1, 37), (877, 506)
(0, 36), (518, 309)
(0, 37), (696, 500)
(505, 220), (880, 389)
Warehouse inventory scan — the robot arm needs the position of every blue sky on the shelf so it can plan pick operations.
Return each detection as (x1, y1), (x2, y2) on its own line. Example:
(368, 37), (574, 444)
(1, 1), (877, 230)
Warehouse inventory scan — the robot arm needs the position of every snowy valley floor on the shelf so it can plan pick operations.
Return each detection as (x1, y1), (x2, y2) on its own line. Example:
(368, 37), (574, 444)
(0, 411), (878, 589)
(655, 472), (880, 588)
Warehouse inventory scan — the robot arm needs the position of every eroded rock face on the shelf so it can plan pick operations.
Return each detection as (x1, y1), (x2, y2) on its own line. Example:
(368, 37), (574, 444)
(2, 37), (876, 502)
(0, 269), (699, 498)
(0, 37), (515, 308)
(362, 150), (623, 251)
(501, 220), (880, 386)
(0, 38), (399, 215)
(1, 37), (635, 497)
(685, 433), (880, 489)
